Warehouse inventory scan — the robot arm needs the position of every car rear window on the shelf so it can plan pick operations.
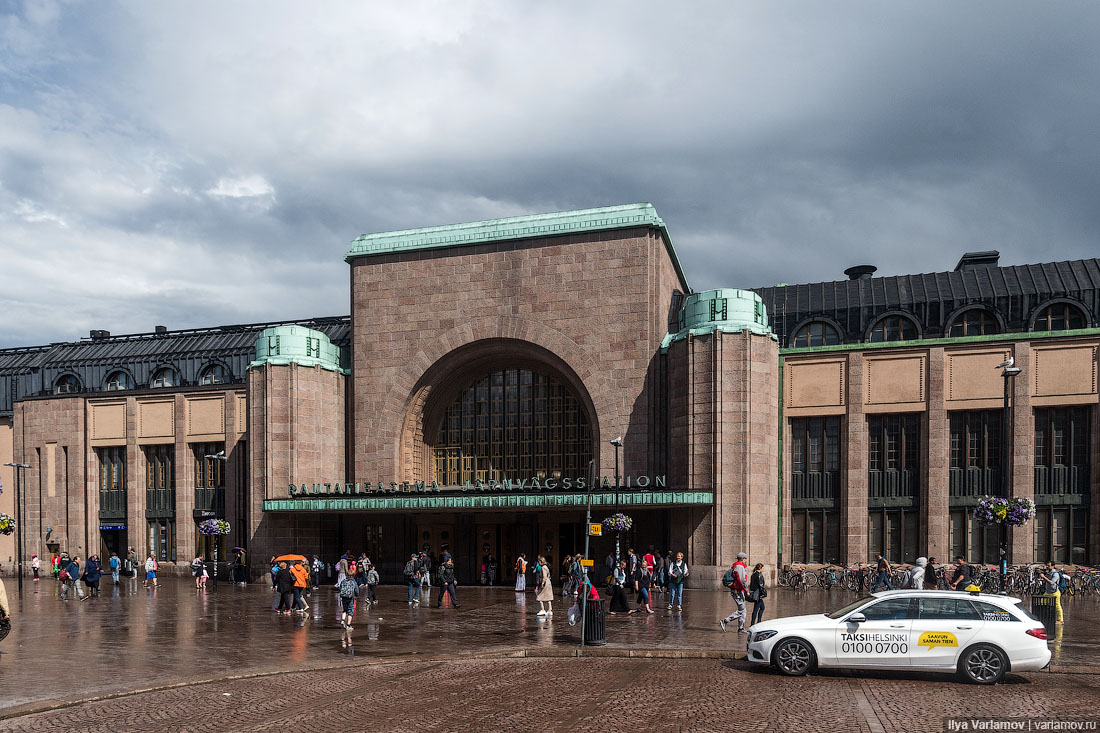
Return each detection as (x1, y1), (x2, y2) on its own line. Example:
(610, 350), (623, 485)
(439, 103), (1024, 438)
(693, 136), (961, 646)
(972, 600), (1020, 622)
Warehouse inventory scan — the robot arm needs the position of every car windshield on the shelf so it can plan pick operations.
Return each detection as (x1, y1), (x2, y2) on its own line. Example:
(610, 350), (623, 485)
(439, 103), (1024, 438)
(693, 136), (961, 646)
(826, 596), (875, 619)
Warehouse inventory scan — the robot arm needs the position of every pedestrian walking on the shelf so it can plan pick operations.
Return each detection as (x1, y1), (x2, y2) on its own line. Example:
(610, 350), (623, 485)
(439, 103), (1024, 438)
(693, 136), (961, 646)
(126, 547), (138, 579)
(31, 554), (40, 583)
(608, 560), (630, 615)
(51, 553), (61, 580)
(143, 553), (158, 588)
(192, 555), (206, 589)
(435, 557), (459, 608)
(949, 555), (976, 591)
(561, 555), (574, 596)
(404, 553), (422, 606)
(629, 561), (653, 614)
(720, 552), (749, 633)
(336, 552), (350, 587)
(515, 553), (527, 591)
(1040, 562), (1064, 625)
(924, 557), (939, 590)
(535, 555), (554, 618)
(61, 555), (83, 600)
(909, 557), (927, 590)
(310, 555), (323, 589)
(625, 548), (639, 591)
(274, 561), (295, 615)
(108, 552), (120, 585)
(291, 560), (310, 612)
(570, 554), (585, 602)
(84, 555), (102, 598)
(337, 572), (359, 629)
(652, 551), (666, 597)
(364, 563), (379, 605)
(871, 553), (893, 592)
(233, 551), (247, 586)
(419, 551), (433, 593)
(666, 552), (689, 611)
(748, 563), (767, 627)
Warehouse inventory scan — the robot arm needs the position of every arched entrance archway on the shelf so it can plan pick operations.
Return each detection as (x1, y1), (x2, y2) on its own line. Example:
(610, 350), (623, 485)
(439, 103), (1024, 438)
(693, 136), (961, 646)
(398, 338), (600, 484)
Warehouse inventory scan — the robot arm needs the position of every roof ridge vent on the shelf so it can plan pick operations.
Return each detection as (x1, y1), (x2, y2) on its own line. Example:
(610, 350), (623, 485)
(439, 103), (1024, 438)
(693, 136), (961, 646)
(955, 251), (1000, 271)
(843, 265), (877, 280)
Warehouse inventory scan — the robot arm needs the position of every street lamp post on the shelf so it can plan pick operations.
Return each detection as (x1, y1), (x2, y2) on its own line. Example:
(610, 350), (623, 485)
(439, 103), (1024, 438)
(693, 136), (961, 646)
(4, 462), (30, 595)
(995, 358), (1021, 590)
(580, 459), (595, 647)
(204, 451), (228, 593)
(609, 437), (623, 560)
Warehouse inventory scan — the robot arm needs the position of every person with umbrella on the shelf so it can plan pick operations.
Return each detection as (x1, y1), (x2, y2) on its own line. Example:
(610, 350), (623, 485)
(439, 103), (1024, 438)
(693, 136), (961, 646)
(273, 560), (295, 615)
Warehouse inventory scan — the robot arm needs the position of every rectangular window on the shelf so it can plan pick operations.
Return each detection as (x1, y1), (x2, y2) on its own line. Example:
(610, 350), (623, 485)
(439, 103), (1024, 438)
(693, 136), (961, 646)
(148, 518), (176, 562)
(96, 446), (127, 520)
(144, 445), (175, 518)
(1034, 407), (1091, 497)
(868, 415), (920, 503)
(789, 417), (841, 505)
(949, 411), (1003, 499)
(868, 508), (918, 563)
(193, 442), (226, 516)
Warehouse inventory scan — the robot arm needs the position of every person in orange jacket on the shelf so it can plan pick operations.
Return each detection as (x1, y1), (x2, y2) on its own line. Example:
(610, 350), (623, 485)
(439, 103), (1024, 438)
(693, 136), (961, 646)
(290, 560), (311, 613)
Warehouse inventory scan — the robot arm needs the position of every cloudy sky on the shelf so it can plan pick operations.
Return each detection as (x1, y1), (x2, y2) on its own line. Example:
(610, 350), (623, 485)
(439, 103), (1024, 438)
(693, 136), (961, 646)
(1, 2), (1098, 346)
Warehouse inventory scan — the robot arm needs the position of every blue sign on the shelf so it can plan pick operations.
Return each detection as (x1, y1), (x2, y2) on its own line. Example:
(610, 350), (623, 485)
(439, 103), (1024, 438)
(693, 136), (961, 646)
(99, 524), (126, 531)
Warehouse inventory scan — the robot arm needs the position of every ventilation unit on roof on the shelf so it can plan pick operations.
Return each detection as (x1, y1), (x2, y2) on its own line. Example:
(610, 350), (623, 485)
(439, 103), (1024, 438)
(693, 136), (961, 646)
(955, 251), (1000, 271)
(155, 325), (168, 334)
(89, 329), (110, 339)
(843, 265), (877, 280)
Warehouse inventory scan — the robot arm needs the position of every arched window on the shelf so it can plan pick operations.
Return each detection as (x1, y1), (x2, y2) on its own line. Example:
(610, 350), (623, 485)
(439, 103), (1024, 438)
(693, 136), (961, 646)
(868, 315), (918, 343)
(54, 375), (80, 395)
(1033, 303), (1085, 332)
(792, 321), (840, 348)
(433, 368), (592, 486)
(150, 369), (176, 388)
(199, 365), (227, 385)
(105, 371), (134, 391)
(949, 309), (1001, 337)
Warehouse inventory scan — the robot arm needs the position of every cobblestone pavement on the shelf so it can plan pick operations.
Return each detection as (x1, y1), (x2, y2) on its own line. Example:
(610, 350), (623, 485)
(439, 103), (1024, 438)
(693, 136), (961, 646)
(2, 658), (1099, 732)
(2, 577), (1099, 721)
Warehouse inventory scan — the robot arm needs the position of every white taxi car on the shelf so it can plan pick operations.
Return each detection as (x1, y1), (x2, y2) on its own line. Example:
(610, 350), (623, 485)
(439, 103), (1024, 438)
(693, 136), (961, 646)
(746, 590), (1051, 684)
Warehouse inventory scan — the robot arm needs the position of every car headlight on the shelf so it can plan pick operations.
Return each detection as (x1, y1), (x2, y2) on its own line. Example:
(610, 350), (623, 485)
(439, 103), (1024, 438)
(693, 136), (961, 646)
(751, 630), (778, 642)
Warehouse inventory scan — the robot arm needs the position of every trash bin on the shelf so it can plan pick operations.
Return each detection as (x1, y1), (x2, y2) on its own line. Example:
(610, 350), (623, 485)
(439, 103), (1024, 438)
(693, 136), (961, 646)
(582, 599), (606, 646)
(1031, 593), (1057, 632)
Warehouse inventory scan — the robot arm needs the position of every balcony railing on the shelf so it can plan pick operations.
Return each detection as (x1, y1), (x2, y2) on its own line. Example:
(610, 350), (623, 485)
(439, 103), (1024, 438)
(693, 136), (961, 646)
(1034, 465), (1090, 504)
(790, 471), (839, 508)
(98, 488), (127, 520)
(195, 487), (226, 517)
(949, 467), (1002, 503)
(145, 488), (176, 518)
(868, 469), (917, 507)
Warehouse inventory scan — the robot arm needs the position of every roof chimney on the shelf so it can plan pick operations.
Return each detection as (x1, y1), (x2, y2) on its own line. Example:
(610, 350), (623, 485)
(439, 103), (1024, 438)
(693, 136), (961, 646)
(155, 325), (168, 334)
(955, 251), (1000, 271)
(89, 329), (110, 339)
(844, 265), (877, 281)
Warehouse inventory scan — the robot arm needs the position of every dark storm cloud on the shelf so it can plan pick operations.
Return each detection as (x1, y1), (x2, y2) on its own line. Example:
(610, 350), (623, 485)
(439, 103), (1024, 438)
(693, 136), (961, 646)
(1, 1), (1098, 346)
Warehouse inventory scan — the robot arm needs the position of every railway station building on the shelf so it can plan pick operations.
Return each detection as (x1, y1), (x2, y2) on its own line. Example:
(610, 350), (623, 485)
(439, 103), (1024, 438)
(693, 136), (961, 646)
(1, 203), (1097, 584)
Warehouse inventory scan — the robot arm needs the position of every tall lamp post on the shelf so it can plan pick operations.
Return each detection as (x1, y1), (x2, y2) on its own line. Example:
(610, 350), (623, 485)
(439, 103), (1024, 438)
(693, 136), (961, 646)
(995, 357), (1022, 587)
(4, 462), (30, 594)
(609, 436), (623, 560)
(580, 459), (595, 647)
(204, 451), (228, 593)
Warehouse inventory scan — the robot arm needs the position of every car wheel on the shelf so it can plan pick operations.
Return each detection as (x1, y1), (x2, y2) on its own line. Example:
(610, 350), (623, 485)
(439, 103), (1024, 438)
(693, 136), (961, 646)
(773, 637), (815, 676)
(957, 644), (1007, 685)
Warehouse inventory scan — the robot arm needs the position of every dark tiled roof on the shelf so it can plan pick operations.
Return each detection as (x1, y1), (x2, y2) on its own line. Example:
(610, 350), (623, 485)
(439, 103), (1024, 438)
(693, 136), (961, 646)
(753, 259), (1100, 347)
(0, 316), (350, 416)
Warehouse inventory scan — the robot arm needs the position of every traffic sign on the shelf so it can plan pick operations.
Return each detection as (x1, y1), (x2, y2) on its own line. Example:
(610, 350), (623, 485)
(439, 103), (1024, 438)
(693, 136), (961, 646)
(588, 523), (602, 536)
(580, 559), (594, 567)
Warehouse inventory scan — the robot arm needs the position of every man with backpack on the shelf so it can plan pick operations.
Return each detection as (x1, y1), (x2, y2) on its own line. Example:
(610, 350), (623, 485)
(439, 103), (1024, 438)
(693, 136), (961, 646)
(949, 555), (977, 591)
(109, 552), (121, 585)
(720, 552), (749, 633)
(405, 553), (422, 606)
(338, 571), (359, 629)
(1040, 562), (1064, 625)
(418, 550), (433, 594)
(435, 557), (459, 608)
(871, 553), (893, 592)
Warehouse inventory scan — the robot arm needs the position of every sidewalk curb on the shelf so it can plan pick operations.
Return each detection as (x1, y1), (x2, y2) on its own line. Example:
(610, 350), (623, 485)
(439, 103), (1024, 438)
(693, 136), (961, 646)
(0, 646), (1092, 721)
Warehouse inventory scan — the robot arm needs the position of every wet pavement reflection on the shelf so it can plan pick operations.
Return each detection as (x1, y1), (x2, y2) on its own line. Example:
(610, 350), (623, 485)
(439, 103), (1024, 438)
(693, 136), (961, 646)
(1, 576), (1096, 713)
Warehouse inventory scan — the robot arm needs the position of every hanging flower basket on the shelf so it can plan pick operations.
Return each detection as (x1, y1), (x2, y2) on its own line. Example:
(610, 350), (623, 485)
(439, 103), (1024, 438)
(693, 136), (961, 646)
(972, 496), (1035, 527)
(0, 513), (14, 536)
(602, 513), (633, 534)
(198, 519), (231, 536)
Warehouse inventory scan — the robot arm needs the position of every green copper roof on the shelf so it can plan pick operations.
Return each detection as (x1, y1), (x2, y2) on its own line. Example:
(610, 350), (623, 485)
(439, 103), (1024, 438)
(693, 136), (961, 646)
(263, 490), (715, 513)
(346, 203), (689, 290)
(661, 288), (776, 351)
(249, 325), (347, 373)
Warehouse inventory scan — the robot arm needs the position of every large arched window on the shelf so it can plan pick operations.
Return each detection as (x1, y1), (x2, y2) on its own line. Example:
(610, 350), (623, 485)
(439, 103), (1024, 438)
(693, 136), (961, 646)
(868, 315), (918, 343)
(1033, 302), (1086, 332)
(104, 371), (134, 391)
(949, 309), (1001, 337)
(150, 368), (176, 388)
(433, 368), (592, 486)
(792, 321), (840, 348)
(199, 364), (227, 385)
(54, 374), (81, 394)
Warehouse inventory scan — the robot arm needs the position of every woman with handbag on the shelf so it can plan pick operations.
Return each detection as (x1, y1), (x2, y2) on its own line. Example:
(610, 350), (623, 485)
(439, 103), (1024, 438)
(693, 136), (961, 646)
(534, 555), (554, 617)
(748, 563), (767, 627)
(608, 560), (630, 615)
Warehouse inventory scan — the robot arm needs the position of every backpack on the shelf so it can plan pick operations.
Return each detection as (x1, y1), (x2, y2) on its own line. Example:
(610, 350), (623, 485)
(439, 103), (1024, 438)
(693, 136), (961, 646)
(404, 560), (419, 579)
(339, 578), (358, 599)
(1058, 573), (1069, 593)
(722, 568), (736, 588)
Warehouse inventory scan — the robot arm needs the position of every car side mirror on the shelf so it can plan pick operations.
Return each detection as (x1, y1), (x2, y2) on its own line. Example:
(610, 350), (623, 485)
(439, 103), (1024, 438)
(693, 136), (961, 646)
(847, 613), (866, 624)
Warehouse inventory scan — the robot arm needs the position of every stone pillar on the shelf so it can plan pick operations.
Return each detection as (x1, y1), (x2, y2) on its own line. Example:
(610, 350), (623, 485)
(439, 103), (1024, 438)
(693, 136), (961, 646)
(124, 396), (140, 563)
(1010, 342), (1033, 564)
(175, 393), (195, 562)
(925, 347), (950, 560)
(842, 353), (868, 564)
(1090, 401), (1100, 564)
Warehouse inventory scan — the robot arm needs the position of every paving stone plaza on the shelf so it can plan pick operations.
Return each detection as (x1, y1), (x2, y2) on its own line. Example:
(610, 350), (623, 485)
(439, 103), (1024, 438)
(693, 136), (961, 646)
(1, 579), (1099, 730)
